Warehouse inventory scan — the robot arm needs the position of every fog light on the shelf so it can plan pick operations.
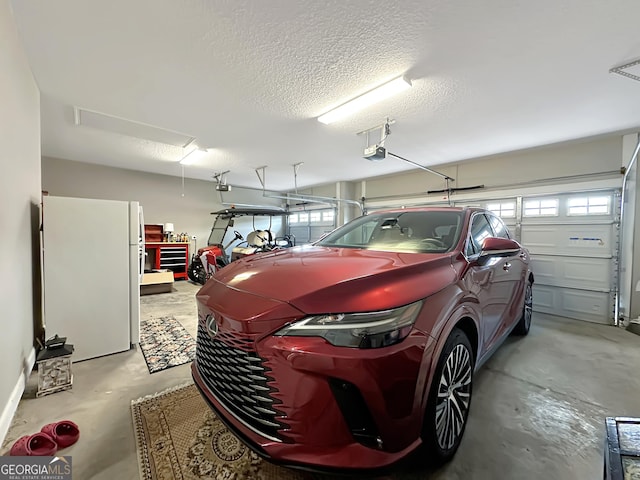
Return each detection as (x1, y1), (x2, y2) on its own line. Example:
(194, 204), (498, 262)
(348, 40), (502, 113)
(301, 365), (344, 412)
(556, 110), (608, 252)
(329, 378), (383, 450)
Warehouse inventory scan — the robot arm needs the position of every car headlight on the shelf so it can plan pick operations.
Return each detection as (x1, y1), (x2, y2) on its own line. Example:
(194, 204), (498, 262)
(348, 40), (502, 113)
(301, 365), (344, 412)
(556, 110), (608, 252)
(274, 300), (423, 348)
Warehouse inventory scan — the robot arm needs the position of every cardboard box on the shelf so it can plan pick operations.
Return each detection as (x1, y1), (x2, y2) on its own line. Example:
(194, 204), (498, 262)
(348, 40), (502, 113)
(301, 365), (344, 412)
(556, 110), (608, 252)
(140, 270), (174, 295)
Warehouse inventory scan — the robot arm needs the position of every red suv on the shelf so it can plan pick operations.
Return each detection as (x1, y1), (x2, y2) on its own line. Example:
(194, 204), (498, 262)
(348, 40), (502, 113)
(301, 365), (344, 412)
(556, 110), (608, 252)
(192, 207), (533, 470)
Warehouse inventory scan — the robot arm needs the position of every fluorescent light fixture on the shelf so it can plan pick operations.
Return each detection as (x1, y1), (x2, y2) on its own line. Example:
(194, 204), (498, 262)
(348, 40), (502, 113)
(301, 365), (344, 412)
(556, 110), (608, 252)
(318, 75), (412, 125)
(180, 147), (208, 165)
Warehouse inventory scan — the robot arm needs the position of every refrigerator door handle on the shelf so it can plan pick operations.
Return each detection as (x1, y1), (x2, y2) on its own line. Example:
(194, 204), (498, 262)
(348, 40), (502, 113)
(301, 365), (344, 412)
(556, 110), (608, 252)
(139, 206), (145, 281)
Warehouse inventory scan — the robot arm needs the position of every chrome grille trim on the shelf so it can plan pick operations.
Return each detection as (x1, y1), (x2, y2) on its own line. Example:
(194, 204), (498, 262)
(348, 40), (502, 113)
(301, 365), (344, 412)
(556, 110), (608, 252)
(196, 322), (288, 442)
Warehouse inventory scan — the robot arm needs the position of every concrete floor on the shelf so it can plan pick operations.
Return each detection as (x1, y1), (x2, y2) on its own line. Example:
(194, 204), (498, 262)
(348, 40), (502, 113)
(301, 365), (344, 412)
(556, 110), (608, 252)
(3, 280), (640, 479)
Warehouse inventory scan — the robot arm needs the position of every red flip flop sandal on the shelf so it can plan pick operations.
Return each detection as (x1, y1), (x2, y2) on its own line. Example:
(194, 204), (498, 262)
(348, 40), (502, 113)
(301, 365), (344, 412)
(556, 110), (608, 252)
(10, 433), (58, 456)
(41, 420), (79, 449)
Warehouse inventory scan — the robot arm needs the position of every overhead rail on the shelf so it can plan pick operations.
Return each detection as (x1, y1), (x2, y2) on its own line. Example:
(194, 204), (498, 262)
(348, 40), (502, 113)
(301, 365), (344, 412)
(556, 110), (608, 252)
(386, 152), (454, 181)
(212, 169), (289, 210)
(358, 119), (460, 205)
(254, 166), (365, 214)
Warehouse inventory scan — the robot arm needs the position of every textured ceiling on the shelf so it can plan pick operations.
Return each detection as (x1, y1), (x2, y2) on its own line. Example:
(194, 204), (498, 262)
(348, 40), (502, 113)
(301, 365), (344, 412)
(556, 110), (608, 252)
(10, 0), (640, 191)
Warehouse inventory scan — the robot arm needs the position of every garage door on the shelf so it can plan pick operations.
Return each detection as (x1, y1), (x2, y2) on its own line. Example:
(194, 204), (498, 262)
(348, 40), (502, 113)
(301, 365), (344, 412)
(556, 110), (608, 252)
(519, 191), (619, 324)
(463, 193), (619, 324)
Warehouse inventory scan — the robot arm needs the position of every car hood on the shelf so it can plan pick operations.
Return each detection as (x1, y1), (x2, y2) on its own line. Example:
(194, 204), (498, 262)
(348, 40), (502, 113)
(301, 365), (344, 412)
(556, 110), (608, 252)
(208, 245), (457, 314)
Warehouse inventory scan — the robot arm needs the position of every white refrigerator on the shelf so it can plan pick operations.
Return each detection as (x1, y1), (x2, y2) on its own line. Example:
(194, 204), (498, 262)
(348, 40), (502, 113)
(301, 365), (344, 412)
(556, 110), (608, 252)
(42, 196), (144, 361)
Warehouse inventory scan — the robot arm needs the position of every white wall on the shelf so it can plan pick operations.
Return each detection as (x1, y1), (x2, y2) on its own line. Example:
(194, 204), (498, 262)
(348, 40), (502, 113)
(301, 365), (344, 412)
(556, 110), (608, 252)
(42, 157), (284, 255)
(0, 0), (41, 444)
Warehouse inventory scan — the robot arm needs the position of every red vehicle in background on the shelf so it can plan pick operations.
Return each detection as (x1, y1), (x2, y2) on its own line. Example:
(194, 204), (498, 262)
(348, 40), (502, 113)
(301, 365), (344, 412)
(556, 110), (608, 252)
(192, 207), (533, 471)
(187, 207), (294, 285)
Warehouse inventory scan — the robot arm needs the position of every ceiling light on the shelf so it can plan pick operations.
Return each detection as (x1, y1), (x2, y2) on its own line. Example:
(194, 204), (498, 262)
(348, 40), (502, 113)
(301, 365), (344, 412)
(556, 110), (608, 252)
(180, 147), (208, 165)
(317, 75), (412, 125)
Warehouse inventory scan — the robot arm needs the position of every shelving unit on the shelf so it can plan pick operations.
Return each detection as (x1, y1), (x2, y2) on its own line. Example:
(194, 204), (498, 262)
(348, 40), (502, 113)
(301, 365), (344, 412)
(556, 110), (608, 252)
(145, 242), (189, 280)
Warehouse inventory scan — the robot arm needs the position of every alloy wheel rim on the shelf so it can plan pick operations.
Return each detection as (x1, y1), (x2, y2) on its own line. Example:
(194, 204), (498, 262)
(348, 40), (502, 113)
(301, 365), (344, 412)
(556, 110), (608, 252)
(435, 344), (472, 451)
(524, 284), (533, 329)
(192, 263), (206, 284)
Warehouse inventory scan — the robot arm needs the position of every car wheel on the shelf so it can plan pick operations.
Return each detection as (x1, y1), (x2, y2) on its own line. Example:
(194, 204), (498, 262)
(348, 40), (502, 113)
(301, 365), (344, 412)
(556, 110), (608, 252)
(422, 328), (474, 464)
(187, 260), (207, 285)
(513, 281), (533, 336)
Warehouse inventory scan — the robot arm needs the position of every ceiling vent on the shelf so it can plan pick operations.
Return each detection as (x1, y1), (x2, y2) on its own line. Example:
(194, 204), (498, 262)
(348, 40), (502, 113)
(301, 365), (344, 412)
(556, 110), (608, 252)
(610, 59), (640, 83)
(73, 106), (196, 148)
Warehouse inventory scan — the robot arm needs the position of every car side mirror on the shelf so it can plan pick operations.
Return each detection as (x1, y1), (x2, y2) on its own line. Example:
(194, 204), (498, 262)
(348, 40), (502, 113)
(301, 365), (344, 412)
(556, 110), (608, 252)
(479, 237), (521, 259)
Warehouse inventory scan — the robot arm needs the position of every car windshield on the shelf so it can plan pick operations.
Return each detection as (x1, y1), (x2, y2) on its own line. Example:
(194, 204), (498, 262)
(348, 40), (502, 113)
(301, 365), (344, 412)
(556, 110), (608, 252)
(316, 210), (463, 254)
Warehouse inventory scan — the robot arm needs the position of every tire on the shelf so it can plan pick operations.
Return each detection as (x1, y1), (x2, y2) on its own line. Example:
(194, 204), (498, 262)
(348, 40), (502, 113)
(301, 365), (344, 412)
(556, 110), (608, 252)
(512, 281), (533, 336)
(422, 328), (474, 465)
(187, 260), (207, 285)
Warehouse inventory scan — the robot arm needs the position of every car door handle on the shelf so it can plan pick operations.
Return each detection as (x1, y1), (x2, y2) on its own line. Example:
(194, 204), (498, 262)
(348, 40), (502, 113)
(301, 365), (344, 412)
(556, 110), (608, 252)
(503, 262), (511, 271)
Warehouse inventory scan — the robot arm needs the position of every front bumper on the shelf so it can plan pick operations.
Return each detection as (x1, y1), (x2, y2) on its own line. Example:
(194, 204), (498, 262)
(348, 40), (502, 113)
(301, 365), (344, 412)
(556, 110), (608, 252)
(192, 324), (435, 470)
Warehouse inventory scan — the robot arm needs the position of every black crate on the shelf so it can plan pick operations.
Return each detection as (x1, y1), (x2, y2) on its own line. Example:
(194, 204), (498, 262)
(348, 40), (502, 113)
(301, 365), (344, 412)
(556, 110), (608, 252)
(604, 417), (640, 480)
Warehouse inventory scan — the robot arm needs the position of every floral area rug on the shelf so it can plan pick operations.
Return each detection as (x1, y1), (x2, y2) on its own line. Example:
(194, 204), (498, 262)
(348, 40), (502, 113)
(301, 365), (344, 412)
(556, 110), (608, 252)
(131, 383), (313, 480)
(139, 316), (196, 374)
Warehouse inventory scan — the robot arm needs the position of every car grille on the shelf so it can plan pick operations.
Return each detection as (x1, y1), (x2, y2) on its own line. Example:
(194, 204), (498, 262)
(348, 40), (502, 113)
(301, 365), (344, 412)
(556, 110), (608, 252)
(195, 322), (288, 442)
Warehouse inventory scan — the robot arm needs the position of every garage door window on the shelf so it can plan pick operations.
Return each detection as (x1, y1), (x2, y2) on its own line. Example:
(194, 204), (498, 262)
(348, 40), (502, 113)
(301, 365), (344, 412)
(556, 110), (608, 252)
(486, 202), (515, 218)
(567, 196), (610, 216)
(524, 199), (559, 217)
(289, 208), (337, 244)
(322, 210), (335, 222)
